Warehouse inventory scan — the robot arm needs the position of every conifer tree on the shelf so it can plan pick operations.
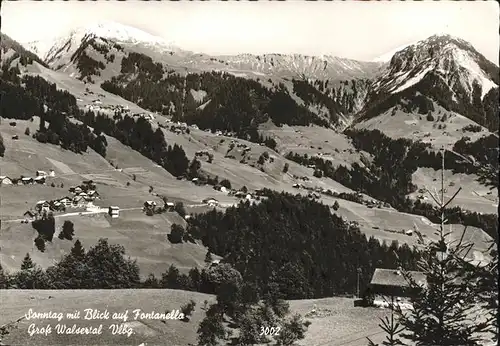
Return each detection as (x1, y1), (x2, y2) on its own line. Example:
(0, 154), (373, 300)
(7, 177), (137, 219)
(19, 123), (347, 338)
(205, 251), (213, 265)
(391, 149), (494, 345)
(0, 264), (8, 288)
(197, 304), (225, 346)
(70, 239), (85, 260)
(367, 295), (405, 346)
(20, 253), (35, 270)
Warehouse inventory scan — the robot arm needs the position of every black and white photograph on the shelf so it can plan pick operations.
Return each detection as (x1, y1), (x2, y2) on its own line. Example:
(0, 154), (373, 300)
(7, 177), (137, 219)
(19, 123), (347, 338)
(0, 1), (498, 345)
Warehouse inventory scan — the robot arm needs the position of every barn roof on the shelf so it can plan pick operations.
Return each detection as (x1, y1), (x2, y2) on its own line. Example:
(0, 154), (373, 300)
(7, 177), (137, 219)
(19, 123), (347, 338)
(370, 268), (426, 288)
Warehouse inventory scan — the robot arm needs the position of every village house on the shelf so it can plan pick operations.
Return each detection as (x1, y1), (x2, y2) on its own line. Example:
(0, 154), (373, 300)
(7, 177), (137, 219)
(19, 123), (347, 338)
(23, 210), (37, 222)
(34, 176), (46, 184)
(145, 200), (157, 207)
(59, 197), (72, 208)
(21, 177), (34, 185)
(165, 202), (175, 211)
(87, 190), (100, 199)
(0, 176), (13, 185)
(72, 195), (85, 207)
(144, 201), (157, 213)
(35, 201), (50, 213)
(203, 198), (219, 207)
(108, 206), (120, 218)
(234, 191), (246, 198)
(209, 259), (221, 268)
(36, 170), (48, 177)
(368, 268), (426, 299)
(50, 201), (65, 212)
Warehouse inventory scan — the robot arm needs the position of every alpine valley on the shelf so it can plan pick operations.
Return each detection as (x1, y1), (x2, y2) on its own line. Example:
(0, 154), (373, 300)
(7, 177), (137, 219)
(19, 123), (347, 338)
(0, 21), (498, 346)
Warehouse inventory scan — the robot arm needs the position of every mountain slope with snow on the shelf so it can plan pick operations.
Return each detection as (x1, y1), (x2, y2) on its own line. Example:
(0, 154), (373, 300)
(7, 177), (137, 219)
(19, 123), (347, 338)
(376, 35), (498, 98)
(208, 53), (384, 80)
(23, 21), (384, 83)
(25, 21), (181, 66)
(354, 34), (499, 132)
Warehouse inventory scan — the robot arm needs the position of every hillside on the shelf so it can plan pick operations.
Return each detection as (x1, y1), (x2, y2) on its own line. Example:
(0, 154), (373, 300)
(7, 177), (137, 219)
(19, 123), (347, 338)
(1, 27), (497, 274)
(0, 20), (498, 346)
(0, 289), (393, 346)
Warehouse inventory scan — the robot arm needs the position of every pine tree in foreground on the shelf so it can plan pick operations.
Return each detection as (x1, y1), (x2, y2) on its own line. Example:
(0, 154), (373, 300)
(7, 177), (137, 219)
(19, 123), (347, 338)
(392, 149), (495, 345)
(367, 296), (405, 346)
(462, 161), (499, 344)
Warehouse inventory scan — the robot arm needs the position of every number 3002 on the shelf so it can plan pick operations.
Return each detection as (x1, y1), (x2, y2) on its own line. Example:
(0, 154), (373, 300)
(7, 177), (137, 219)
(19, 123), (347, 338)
(259, 326), (280, 336)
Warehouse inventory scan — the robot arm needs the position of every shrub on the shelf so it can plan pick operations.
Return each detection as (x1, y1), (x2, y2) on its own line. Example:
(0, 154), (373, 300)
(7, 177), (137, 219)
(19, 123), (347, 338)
(174, 202), (186, 217)
(220, 179), (231, 189)
(332, 201), (340, 211)
(462, 124), (482, 133)
(313, 169), (323, 178)
(180, 300), (196, 321)
(35, 236), (45, 252)
(283, 163), (289, 173)
(169, 224), (185, 244)
(58, 220), (75, 241)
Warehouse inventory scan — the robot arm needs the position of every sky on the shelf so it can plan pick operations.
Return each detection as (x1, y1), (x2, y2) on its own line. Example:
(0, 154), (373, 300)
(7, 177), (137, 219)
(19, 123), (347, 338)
(2, 1), (499, 64)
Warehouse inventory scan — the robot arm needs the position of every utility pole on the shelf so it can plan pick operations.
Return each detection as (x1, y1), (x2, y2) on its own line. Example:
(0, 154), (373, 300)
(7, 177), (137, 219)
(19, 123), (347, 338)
(357, 267), (361, 298)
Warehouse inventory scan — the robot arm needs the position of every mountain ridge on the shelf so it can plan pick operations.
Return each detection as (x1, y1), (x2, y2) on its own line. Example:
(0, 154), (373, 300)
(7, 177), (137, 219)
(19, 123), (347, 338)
(22, 21), (385, 82)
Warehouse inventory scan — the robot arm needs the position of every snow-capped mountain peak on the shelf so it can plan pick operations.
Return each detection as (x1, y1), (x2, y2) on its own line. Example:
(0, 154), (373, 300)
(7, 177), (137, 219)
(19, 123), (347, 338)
(374, 34), (498, 100)
(82, 21), (176, 48)
(24, 21), (180, 66)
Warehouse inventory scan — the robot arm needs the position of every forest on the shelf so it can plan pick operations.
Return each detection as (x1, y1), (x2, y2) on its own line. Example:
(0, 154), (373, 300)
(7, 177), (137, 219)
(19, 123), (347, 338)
(0, 62), (191, 177)
(1, 191), (421, 301)
(0, 69), (107, 155)
(286, 128), (498, 240)
(291, 78), (342, 124)
(79, 111), (190, 177)
(101, 51), (330, 143)
(184, 190), (421, 299)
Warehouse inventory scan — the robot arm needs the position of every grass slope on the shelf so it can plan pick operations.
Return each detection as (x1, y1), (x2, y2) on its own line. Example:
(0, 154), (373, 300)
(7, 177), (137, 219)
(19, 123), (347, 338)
(353, 103), (489, 150)
(1, 117), (493, 276)
(0, 289), (391, 346)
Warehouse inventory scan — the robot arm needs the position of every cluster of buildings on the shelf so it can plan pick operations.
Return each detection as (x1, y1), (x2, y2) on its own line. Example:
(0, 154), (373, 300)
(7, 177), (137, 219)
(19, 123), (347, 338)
(84, 102), (131, 115)
(233, 141), (252, 153)
(133, 113), (155, 122)
(202, 198), (219, 207)
(0, 170), (55, 186)
(166, 121), (190, 134)
(143, 200), (176, 214)
(195, 150), (214, 162)
(22, 187), (102, 221)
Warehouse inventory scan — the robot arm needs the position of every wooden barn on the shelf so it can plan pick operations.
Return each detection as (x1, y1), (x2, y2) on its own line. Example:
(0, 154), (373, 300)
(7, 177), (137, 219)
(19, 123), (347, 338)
(369, 268), (426, 298)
